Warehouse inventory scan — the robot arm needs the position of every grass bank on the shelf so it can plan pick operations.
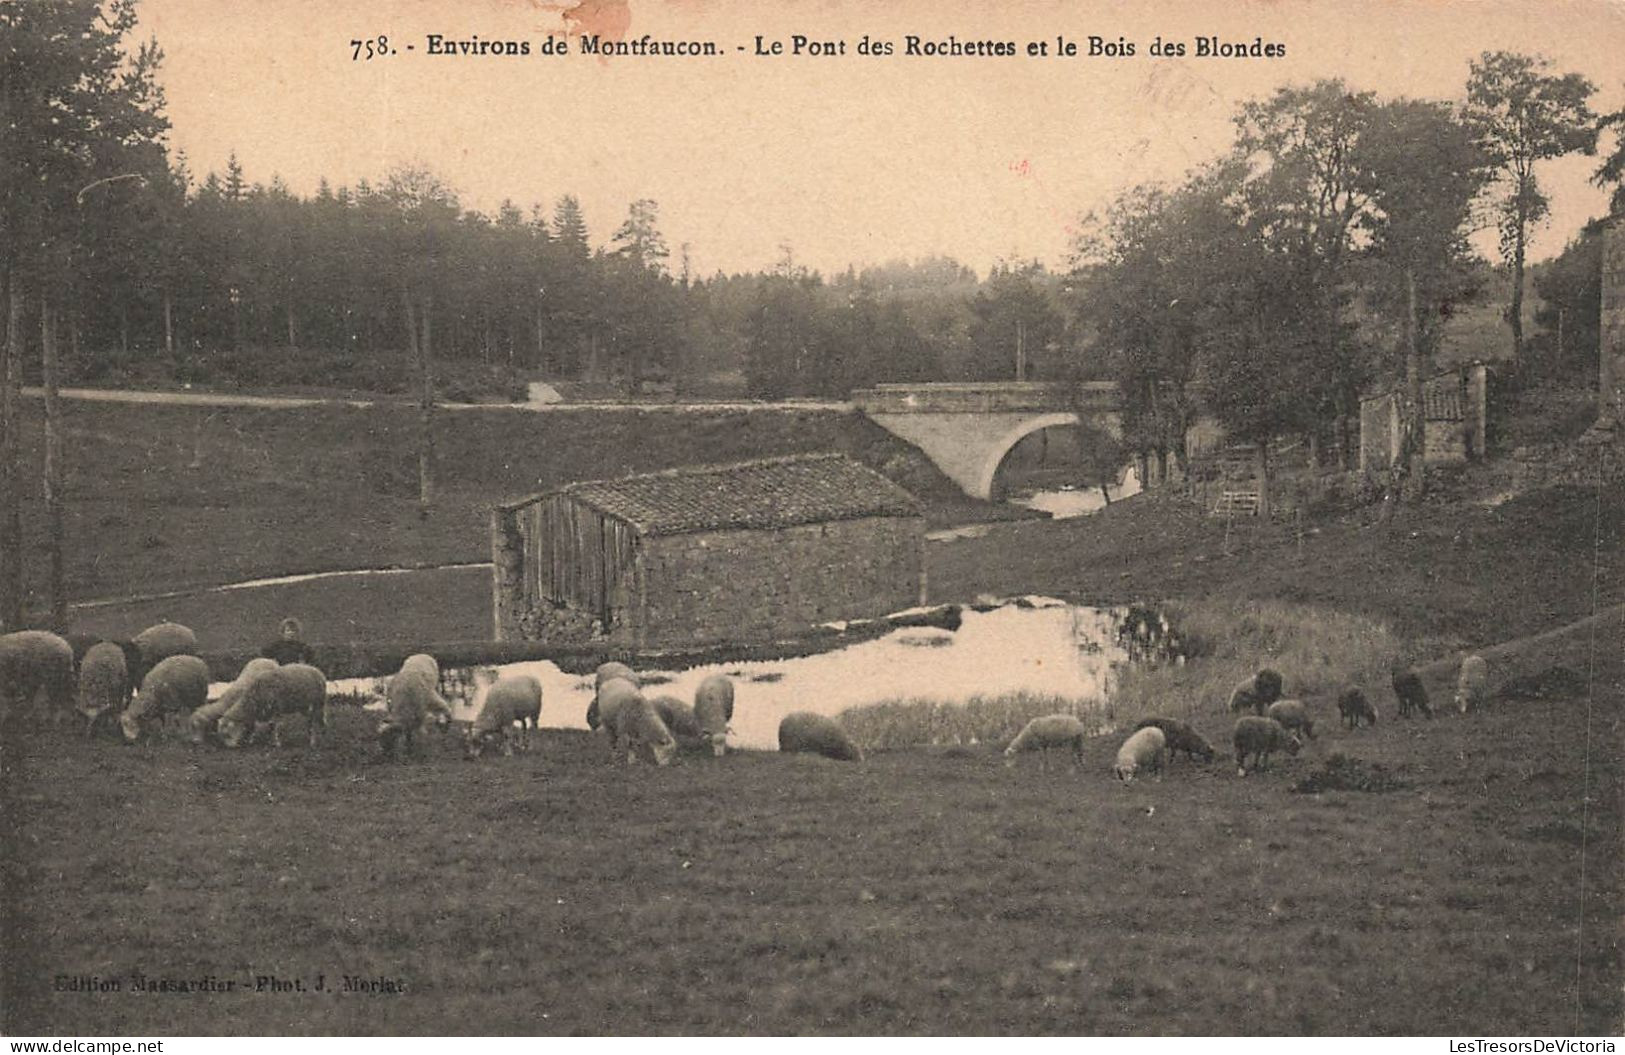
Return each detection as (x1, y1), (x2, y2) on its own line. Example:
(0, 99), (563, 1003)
(8, 398), (1025, 610)
(2, 662), (1617, 1036)
(839, 600), (1403, 752)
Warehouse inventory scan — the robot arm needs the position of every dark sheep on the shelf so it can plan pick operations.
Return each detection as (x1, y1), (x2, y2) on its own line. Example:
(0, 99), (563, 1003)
(1336, 687), (1378, 729)
(1132, 717), (1215, 762)
(1391, 669), (1432, 719)
(1227, 668), (1284, 715)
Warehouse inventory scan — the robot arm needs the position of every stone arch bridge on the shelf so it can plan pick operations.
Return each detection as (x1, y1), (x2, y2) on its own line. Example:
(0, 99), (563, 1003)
(853, 382), (1128, 500)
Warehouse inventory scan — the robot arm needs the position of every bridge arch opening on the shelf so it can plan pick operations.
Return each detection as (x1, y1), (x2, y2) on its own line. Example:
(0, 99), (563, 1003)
(977, 412), (1081, 500)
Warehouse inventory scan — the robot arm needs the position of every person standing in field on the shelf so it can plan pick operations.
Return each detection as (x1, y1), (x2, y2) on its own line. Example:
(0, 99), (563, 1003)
(261, 617), (316, 668)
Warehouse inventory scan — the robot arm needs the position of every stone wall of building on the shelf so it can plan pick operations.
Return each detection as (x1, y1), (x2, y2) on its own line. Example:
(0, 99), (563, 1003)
(635, 516), (924, 648)
(1358, 362), (1488, 472)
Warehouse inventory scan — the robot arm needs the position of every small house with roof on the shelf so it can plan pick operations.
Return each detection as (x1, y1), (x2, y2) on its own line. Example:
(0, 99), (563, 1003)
(489, 454), (926, 648)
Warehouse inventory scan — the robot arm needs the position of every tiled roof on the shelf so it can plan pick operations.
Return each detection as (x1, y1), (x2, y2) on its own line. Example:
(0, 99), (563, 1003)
(555, 453), (923, 536)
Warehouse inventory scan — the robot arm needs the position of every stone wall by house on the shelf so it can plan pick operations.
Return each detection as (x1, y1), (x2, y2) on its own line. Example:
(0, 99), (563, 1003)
(1359, 362), (1488, 473)
(636, 516), (924, 648)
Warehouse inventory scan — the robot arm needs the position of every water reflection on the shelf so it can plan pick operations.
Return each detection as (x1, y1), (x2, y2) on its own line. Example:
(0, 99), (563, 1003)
(325, 599), (1146, 751)
(1012, 467), (1143, 520)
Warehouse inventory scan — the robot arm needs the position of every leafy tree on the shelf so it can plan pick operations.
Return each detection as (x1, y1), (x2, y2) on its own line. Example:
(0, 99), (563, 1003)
(1464, 52), (1598, 360)
(1232, 80), (1380, 464)
(1359, 99), (1489, 499)
(1070, 163), (1243, 478)
(1595, 101), (1625, 215)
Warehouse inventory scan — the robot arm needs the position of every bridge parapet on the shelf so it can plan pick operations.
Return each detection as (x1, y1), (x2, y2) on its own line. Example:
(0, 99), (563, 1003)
(854, 381), (1120, 414)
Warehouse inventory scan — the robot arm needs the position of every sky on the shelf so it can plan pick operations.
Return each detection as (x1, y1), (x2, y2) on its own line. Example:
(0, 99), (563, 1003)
(133, 0), (1625, 279)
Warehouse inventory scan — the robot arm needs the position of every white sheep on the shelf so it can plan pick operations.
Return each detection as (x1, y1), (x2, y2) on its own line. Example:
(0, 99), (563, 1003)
(132, 622), (197, 672)
(693, 673), (735, 757)
(778, 712), (863, 762)
(1112, 726), (1167, 782)
(587, 662), (638, 729)
(1004, 714), (1087, 769)
(608, 695), (677, 766)
(219, 663), (328, 748)
(190, 658), (280, 744)
(649, 694), (704, 748)
(1227, 668), (1284, 715)
(75, 641), (130, 737)
(1455, 654), (1490, 714)
(594, 677), (642, 752)
(377, 656), (453, 758)
(1232, 716), (1301, 776)
(1336, 687), (1378, 729)
(0, 630), (75, 725)
(466, 674), (544, 758)
(1264, 699), (1316, 741)
(120, 655), (210, 742)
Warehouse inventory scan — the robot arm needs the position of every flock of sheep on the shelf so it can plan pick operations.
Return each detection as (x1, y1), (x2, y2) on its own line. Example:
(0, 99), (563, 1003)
(0, 620), (1493, 775)
(0, 622), (870, 765)
(0, 622), (331, 748)
(1004, 656), (1493, 782)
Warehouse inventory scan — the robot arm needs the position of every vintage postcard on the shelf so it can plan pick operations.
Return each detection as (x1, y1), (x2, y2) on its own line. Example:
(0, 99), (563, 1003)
(1, 0), (1621, 1041)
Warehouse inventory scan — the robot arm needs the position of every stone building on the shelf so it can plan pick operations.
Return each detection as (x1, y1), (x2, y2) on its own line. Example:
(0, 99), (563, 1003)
(1358, 362), (1489, 473)
(489, 453), (925, 648)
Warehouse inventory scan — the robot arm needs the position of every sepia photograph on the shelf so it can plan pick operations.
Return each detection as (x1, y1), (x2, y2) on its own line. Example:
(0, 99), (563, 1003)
(1, 0), (1622, 1038)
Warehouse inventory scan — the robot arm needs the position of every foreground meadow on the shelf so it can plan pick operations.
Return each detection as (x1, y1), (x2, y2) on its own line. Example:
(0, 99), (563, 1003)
(3, 678), (1618, 1037)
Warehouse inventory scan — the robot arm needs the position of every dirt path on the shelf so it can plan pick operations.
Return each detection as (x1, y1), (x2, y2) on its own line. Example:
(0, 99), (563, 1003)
(21, 385), (852, 413)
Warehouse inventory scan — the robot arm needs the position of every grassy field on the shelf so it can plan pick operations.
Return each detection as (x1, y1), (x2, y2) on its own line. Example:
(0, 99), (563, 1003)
(2, 662), (1618, 1036)
(7, 398), (1023, 609)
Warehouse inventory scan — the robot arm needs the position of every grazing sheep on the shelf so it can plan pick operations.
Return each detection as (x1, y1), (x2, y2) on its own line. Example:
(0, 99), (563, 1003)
(465, 674), (544, 759)
(1004, 714), (1088, 769)
(1265, 699), (1316, 740)
(377, 656), (453, 758)
(132, 622), (198, 669)
(587, 662), (637, 729)
(1227, 668), (1284, 715)
(593, 677), (642, 750)
(693, 674), (735, 757)
(1113, 726), (1167, 782)
(120, 655), (209, 742)
(1455, 654), (1490, 714)
(75, 642), (130, 737)
(0, 630), (75, 725)
(778, 712), (863, 762)
(218, 663), (327, 748)
(189, 658), (279, 744)
(1336, 687), (1378, 729)
(608, 695), (677, 766)
(1132, 717), (1215, 763)
(649, 694), (703, 746)
(1391, 668), (1432, 719)
(1232, 716), (1301, 776)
